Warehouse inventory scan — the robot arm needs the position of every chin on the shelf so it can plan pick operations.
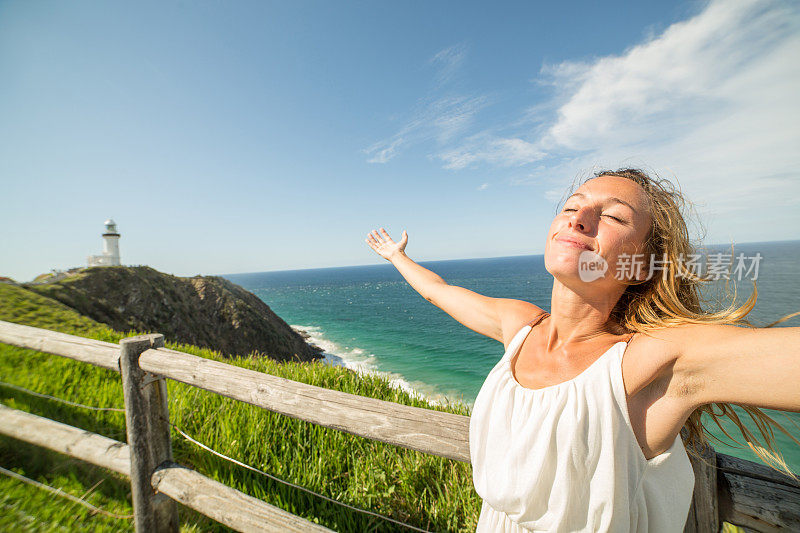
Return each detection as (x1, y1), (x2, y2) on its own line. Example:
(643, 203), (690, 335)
(544, 253), (580, 278)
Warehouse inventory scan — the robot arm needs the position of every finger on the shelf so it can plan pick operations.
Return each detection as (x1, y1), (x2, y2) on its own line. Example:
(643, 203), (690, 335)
(366, 233), (378, 245)
(371, 230), (384, 243)
(379, 228), (394, 242)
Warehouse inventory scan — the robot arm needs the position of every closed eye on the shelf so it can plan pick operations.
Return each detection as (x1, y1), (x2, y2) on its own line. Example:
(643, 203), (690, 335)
(564, 207), (623, 222)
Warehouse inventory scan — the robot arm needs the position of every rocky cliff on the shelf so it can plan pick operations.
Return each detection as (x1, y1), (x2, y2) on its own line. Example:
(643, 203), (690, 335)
(23, 265), (324, 363)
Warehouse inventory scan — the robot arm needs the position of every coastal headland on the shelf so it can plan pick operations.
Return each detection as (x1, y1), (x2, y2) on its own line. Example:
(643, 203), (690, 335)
(20, 265), (325, 363)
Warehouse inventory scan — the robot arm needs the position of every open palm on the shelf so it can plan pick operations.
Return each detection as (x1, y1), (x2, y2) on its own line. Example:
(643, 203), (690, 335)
(365, 228), (408, 261)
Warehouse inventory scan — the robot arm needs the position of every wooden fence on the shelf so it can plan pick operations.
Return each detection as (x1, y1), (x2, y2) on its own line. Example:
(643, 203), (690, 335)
(0, 319), (798, 532)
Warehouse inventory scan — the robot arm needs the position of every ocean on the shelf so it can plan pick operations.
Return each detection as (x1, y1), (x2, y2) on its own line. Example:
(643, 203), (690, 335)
(223, 239), (800, 473)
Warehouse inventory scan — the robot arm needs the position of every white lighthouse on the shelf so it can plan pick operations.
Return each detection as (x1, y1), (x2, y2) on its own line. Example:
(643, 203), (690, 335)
(87, 218), (122, 267)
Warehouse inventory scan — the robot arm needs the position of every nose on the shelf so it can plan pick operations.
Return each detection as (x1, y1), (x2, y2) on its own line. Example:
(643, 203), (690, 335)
(569, 206), (595, 233)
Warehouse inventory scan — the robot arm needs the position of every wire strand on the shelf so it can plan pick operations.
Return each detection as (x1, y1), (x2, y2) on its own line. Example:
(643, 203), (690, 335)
(0, 381), (125, 412)
(169, 421), (435, 533)
(0, 465), (133, 520)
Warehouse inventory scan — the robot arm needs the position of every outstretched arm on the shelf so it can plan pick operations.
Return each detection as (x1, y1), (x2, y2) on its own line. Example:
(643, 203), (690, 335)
(674, 323), (800, 412)
(365, 228), (542, 344)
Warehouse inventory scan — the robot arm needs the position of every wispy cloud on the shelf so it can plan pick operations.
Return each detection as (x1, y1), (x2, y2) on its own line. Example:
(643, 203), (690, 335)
(363, 94), (488, 163)
(434, 0), (800, 221)
(363, 0), (800, 234)
(365, 138), (404, 164)
(363, 44), (489, 164)
(537, 0), (798, 153)
(530, 0), (800, 214)
(439, 134), (544, 169)
(429, 43), (466, 88)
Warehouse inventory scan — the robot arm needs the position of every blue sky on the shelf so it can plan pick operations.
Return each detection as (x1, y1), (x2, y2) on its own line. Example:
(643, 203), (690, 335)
(1, 0), (798, 282)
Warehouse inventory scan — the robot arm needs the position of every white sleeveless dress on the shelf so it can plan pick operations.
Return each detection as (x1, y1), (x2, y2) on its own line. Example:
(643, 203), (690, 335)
(469, 315), (696, 532)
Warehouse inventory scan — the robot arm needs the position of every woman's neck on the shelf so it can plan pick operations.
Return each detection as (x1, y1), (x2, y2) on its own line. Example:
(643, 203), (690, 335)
(545, 279), (628, 350)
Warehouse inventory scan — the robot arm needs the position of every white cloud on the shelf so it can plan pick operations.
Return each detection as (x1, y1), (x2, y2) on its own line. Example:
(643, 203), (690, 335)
(524, 0), (800, 225)
(365, 0), (800, 242)
(539, 0), (798, 152)
(543, 188), (566, 203)
(365, 138), (403, 164)
(439, 135), (544, 169)
(435, 0), (800, 242)
(363, 44), (489, 164)
(429, 43), (466, 88)
(363, 94), (488, 163)
(477, 182), (489, 191)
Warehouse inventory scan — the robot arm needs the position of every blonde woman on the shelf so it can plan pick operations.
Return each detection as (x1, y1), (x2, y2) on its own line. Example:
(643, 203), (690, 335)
(365, 168), (800, 532)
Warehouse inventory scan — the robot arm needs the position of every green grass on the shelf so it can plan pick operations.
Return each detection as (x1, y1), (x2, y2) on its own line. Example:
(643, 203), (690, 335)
(0, 282), (476, 532)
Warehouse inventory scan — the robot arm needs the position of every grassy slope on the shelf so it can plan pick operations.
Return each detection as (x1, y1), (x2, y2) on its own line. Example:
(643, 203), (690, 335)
(0, 282), (746, 532)
(0, 282), (475, 532)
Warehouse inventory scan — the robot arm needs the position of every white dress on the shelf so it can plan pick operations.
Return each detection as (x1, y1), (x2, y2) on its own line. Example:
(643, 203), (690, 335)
(469, 314), (695, 532)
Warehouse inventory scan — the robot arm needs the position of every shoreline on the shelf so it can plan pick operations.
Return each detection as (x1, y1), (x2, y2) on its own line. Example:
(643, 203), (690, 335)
(291, 324), (472, 410)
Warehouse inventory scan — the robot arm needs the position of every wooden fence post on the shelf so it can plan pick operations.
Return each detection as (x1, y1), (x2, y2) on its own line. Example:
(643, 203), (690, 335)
(683, 428), (719, 533)
(120, 333), (179, 533)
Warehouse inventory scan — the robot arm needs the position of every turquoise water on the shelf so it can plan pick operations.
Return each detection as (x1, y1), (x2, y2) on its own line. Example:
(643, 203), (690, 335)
(223, 240), (800, 473)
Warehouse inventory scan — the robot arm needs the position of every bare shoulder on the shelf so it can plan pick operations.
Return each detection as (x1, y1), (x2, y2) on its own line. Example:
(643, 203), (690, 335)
(493, 299), (547, 349)
(624, 324), (704, 405)
(628, 323), (708, 364)
(628, 325), (685, 356)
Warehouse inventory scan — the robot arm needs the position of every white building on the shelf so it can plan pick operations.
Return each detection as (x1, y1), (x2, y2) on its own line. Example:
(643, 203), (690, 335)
(87, 218), (122, 267)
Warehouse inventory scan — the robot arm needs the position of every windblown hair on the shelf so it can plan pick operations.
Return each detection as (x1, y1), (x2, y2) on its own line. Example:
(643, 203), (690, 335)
(559, 167), (800, 481)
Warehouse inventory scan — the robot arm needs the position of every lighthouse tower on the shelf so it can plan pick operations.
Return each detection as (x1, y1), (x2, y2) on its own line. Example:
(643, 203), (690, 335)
(87, 218), (122, 267)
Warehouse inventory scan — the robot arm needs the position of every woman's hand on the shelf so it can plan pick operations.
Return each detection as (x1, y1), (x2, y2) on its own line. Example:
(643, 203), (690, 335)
(365, 228), (408, 262)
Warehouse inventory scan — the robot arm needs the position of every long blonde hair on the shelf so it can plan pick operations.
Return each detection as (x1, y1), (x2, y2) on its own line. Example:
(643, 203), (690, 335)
(560, 167), (800, 481)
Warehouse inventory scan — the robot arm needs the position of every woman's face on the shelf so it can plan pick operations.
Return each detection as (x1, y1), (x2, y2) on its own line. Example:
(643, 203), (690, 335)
(544, 175), (652, 287)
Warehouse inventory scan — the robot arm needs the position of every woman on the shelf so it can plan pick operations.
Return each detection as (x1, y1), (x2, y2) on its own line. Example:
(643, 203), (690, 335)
(365, 168), (800, 532)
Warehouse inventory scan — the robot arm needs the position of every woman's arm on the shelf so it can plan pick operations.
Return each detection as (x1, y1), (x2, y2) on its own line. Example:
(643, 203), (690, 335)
(672, 323), (800, 412)
(366, 228), (542, 343)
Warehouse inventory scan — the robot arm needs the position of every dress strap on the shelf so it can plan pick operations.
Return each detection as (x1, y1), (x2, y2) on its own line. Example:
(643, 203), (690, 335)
(526, 312), (549, 328)
(501, 312), (549, 364)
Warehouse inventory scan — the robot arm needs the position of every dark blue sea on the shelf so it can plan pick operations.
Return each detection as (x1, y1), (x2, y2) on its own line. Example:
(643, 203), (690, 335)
(223, 240), (800, 472)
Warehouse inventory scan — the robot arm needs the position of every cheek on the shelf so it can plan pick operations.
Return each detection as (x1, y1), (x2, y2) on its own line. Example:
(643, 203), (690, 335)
(603, 232), (649, 269)
(549, 216), (569, 235)
(605, 228), (641, 252)
(545, 218), (569, 245)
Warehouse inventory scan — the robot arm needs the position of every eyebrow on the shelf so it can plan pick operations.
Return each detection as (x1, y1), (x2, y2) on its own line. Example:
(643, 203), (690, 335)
(567, 192), (638, 213)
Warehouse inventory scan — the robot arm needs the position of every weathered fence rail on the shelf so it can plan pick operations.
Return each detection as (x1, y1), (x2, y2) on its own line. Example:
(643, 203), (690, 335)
(140, 345), (471, 462)
(0, 320), (118, 370)
(0, 319), (798, 532)
(0, 404), (332, 532)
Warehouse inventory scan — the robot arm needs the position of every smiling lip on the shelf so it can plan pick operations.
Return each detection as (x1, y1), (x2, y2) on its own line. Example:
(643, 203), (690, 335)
(556, 235), (594, 251)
